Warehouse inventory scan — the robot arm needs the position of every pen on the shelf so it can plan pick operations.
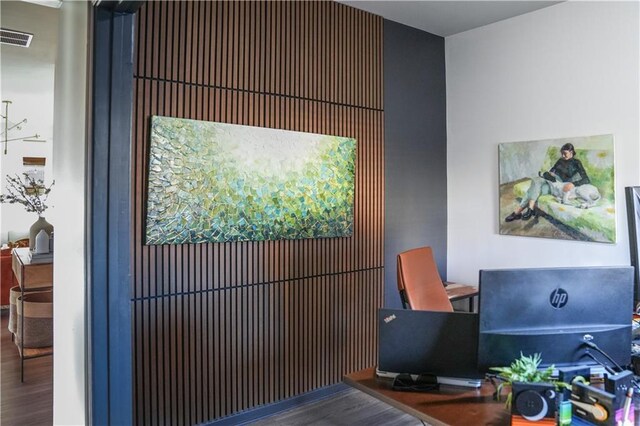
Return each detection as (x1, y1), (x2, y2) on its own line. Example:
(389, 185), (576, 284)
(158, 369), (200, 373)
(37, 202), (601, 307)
(622, 387), (633, 426)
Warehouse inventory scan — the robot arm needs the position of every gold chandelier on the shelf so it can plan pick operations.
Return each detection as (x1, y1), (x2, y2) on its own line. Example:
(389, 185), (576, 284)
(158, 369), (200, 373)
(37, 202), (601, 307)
(1, 100), (44, 155)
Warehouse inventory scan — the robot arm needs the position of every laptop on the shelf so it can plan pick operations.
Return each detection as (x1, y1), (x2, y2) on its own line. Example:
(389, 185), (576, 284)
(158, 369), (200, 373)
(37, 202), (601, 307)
(377, 308), (484, 388)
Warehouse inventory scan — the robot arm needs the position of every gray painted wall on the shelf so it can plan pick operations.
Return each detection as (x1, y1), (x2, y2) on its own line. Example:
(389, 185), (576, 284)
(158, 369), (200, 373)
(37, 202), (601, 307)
(384, 20), (448, 308)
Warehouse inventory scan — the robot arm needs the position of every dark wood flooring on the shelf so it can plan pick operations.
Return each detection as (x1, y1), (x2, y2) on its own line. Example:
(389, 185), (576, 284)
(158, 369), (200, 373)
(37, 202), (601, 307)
(1, 309), (53, 425)
(248, 387), (423, 426)
(1, 309), (419, 426)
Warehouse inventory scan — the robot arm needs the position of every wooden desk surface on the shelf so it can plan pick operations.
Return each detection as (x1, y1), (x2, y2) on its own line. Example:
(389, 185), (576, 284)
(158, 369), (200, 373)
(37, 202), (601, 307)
(344, 367), (510, 426)
(444, 283), (478, 302)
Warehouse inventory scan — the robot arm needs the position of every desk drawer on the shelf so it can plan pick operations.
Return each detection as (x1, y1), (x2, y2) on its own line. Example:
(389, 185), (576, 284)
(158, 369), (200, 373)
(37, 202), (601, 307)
(11, 250), (53, 290)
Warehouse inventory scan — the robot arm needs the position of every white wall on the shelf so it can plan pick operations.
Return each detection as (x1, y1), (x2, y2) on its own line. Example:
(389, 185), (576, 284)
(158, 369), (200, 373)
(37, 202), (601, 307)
(446, 1), (640, 284)
(0, 1), (58, 244)
(51, 1), (88, 424)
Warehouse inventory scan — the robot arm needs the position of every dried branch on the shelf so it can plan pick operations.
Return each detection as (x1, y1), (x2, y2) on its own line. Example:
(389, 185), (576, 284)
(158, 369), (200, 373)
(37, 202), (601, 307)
(0, 173), (54, 216)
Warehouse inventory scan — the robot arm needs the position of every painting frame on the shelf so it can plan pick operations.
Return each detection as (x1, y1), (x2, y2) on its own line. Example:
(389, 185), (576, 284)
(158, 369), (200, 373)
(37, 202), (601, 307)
(498, 134), (615, 243)
(145, 116), (357, 245)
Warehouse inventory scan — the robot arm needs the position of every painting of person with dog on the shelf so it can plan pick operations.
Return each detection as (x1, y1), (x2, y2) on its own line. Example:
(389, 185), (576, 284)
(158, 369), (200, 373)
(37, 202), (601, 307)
(499, 135), (615, 243)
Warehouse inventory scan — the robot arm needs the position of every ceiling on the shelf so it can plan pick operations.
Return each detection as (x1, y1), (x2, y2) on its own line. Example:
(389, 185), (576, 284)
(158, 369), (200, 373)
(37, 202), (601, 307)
(21, 0), (62, 8)
(338, 1), (562, 37)
(16, 1), (563, 38)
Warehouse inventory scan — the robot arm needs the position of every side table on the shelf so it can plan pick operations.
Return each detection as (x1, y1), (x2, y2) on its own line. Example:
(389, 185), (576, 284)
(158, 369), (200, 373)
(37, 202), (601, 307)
(11, 247), (53, 382)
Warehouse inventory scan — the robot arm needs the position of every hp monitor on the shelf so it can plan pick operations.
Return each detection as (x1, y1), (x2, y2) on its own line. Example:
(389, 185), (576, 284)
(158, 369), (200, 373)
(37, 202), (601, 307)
(477, 266), (633, 371)
(626, 187), (640, 304)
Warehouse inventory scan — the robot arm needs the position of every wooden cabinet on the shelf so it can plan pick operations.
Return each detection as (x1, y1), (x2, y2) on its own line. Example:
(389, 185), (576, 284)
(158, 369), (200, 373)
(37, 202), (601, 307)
(0, 247), (16, 305)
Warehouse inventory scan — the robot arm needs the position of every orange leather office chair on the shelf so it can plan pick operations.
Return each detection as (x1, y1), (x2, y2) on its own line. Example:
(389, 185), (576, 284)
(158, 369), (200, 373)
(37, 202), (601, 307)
(397, 247), (453, 312)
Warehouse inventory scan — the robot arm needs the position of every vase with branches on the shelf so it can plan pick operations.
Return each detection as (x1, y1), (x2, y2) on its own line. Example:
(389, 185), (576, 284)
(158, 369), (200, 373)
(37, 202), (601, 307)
(0, 173), (54, 249)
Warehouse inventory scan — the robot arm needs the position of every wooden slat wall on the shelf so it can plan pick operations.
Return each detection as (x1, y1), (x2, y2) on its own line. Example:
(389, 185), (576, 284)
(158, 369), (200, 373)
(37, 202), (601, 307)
(132, 2), (384, 424)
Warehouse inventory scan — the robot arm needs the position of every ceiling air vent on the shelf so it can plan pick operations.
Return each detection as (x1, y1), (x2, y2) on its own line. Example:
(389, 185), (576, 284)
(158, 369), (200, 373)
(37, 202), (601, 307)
(0, 28), (33, 48)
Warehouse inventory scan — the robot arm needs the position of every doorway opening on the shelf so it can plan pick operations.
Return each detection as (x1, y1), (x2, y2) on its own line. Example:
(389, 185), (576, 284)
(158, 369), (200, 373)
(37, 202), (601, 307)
(1, 1), (59, 424)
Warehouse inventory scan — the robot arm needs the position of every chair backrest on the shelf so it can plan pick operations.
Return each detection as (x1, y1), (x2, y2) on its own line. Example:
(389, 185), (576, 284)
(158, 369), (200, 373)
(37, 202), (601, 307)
(397, 247), (453, 312)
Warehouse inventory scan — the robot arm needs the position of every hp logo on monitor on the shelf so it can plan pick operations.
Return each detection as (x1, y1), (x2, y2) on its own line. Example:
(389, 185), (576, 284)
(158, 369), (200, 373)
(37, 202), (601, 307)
(549, 288), (568, 309)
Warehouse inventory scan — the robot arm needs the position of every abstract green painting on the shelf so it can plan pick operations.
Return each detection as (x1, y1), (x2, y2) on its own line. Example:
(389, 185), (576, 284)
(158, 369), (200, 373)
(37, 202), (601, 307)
(145, 116), (356, 245)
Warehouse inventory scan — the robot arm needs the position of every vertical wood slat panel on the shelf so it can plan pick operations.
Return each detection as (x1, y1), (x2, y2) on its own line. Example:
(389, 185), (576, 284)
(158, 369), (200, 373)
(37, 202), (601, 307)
(132, 1), (384, 424)
(134, 1), (382, 111)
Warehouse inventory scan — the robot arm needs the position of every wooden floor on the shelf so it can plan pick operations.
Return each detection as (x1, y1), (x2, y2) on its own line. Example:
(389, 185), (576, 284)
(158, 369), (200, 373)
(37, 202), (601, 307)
(0, 309), (53, 425)
(1, 308), (419, 426)
(249, 387), (423, 426)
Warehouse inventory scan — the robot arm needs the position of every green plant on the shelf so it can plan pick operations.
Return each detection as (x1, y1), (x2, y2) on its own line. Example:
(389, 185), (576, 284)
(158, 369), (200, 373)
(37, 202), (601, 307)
(490, 353), (574, 409)
(0, 173), (54, 216)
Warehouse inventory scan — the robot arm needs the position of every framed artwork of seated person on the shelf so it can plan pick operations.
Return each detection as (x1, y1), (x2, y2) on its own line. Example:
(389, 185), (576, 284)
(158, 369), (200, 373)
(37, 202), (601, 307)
(498, 134), (615, 243)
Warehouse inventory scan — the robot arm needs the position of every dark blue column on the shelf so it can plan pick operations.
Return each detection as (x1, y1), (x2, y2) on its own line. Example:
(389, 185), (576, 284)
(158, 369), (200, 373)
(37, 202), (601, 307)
(384, 20), (448, 308)
(89, 5), (139, 424)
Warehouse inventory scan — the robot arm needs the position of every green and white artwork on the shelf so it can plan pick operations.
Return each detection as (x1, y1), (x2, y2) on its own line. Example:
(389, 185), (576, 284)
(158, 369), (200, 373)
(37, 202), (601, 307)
(145, 116), (356, 245)
(499, 134), (615, 243)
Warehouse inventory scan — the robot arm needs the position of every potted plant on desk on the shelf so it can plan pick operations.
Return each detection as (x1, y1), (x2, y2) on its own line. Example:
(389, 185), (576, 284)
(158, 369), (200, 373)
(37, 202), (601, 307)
(491, 353), (578, 424)
(491, 353), (556, 407)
